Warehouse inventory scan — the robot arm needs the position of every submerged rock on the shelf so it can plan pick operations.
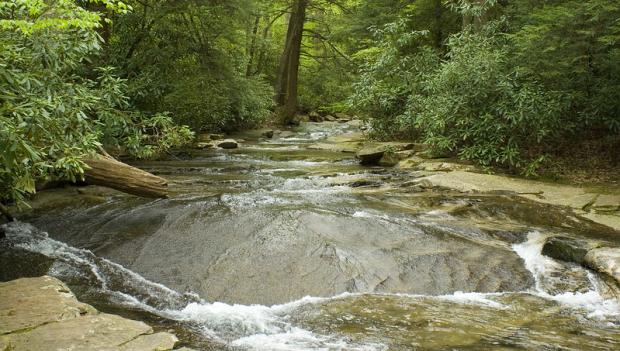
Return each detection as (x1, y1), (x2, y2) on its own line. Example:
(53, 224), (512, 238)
(217, 139), (239, 149)
(0, 276), (181, 351)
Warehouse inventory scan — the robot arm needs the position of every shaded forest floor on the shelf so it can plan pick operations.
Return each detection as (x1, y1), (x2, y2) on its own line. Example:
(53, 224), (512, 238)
(544, 134), (620, 186)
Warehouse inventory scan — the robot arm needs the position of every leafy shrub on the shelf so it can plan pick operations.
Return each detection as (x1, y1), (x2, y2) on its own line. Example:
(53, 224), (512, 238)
(0, 0), (192, 204)
(412, 26), (568, 174)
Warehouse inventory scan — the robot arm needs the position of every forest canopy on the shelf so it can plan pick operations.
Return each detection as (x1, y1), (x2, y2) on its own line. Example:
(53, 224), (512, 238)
(2, 0), (620, 204)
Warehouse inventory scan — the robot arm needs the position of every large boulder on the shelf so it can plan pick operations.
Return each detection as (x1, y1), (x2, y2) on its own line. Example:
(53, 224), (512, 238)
(216, 139), (239, 149)
(542, 236), (602, 265)
(357, 145), (387, 165)
(357, 143), (414, 165)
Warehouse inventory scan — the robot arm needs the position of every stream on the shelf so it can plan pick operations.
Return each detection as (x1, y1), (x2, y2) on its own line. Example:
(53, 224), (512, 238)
(1, 121), (619, 350)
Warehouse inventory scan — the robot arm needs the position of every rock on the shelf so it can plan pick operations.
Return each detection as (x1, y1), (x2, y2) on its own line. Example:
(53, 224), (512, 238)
(357, 143), (415, 165)
(396, 156), (425, 169)
(0, 276), (180, 351)
(217, 139), (239, 149)
(584, 247), (620, 285)
(334, 112), (351, 121)
(349, 180), (382, 188)
(307, 143), (360, 153)
(418, 171), (608, 218)
(582, 213), (620, 232)
(295, 114), (310, 123)
(197, 133), (224, 142)
(120, 332), (178, 351)
(6, 314), (155, 351)
(418, 149), (453, 159)
(357, 145), (387, 165)
(416, 161), (476, 172)
(0, 276), (97, 334)
(379, 153), (400, 167)
(308, 111), (322, 122)
(592, 195), (620, 213)
(277, 131), (295, 138)
(542, 236), (602, 265)
(324, 115), (337, 122)
(261, 130), (275, 139)
(348, 119), (363, 128)
(209, 133), (225, 140)
(195, 142), (214, 149)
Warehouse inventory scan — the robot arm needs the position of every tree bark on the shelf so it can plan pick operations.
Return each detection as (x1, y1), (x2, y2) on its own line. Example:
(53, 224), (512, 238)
(275, 0), (308, 124)
(83, 155), (168, 198)
(246, 15), (261, 76)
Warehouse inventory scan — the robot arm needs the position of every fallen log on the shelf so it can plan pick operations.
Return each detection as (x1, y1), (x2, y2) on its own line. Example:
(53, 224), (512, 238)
(83, 155), (168, 199)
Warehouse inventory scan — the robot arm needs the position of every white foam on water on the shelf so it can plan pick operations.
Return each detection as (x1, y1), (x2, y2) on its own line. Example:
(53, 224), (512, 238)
(231, 329), (385, 351)
(513, 232), (620, 320)
(512, 231), (561, 291)
(351, 211), (390, 221)
(436, 291), (506, 309)
(167, 293), (386, 350)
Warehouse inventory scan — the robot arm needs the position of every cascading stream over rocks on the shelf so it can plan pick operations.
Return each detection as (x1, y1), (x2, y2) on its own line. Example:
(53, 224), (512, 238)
(2, 121), (619, 350)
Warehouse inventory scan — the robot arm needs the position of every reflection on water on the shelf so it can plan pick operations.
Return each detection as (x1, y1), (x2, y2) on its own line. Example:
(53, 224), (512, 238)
(3, 121), (619, 350)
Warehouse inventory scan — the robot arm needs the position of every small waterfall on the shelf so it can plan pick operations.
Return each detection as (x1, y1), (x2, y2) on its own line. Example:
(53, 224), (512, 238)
(2, 221), (196, 312)
(513, 231), (620, 319)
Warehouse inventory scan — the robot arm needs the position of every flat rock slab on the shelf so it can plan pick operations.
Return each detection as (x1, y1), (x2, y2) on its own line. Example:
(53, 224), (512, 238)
(120, 332), (178, 351)
(307, 142), (360, 153)
(0, 276), (96, 334)
(416, 171), (620, 231)
(0, 276), (179, 351)
(6, 314), (152, 351)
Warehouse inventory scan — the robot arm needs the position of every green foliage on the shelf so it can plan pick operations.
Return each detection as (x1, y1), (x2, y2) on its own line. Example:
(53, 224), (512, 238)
(0, 0), (192, 204)
(351, 0), (620, 174)
(508, 0), (620, 133)
(412, 26), (567, 174)
(349, 20), (440, 139)
(108, 0), (274, 132)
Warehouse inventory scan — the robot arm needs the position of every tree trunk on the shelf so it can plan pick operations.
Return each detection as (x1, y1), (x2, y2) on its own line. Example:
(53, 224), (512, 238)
(275, 0), (308, 125)
(83, 155), (168, 198)
(246, 15), (261, 76)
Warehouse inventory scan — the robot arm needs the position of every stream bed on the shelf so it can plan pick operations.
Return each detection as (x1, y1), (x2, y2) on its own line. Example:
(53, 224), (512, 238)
(2, 121), (619, 350)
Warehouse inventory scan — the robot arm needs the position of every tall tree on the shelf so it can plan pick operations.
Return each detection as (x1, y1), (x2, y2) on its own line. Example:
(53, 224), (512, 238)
(276, 0), (308, 124)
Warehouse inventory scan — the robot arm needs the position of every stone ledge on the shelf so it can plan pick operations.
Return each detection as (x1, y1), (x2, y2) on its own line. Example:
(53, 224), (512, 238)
(0, 276), (188, 351)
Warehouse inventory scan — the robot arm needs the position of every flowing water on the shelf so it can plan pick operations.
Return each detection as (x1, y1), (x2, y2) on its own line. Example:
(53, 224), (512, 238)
(1, 121), (620, 350)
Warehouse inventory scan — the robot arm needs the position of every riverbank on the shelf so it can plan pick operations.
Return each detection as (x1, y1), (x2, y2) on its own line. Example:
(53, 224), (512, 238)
(0, 276), (191, 351)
